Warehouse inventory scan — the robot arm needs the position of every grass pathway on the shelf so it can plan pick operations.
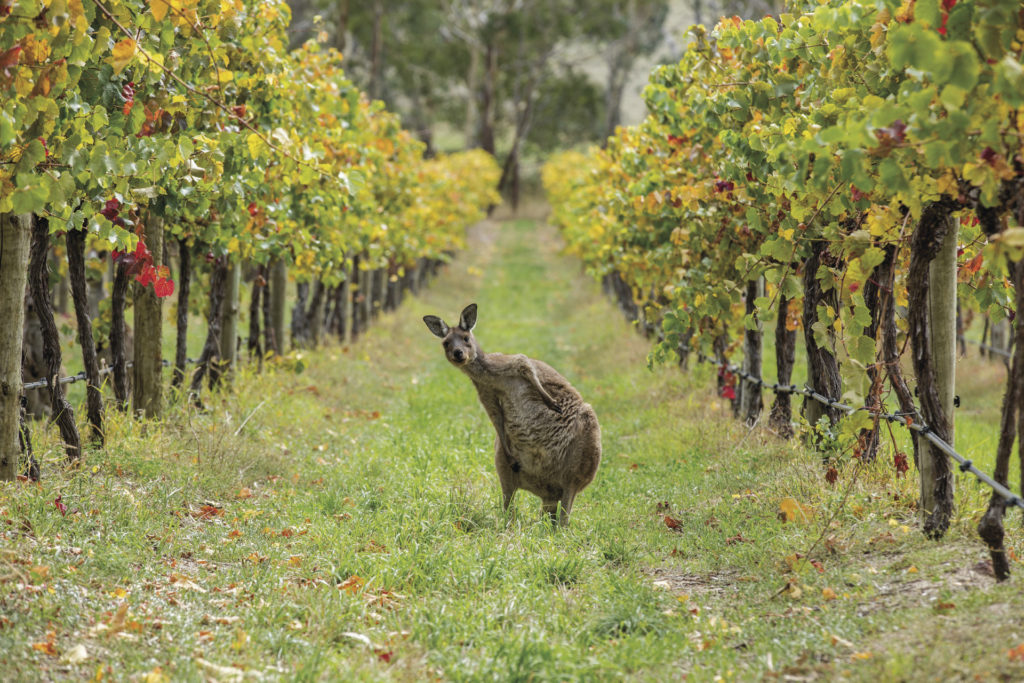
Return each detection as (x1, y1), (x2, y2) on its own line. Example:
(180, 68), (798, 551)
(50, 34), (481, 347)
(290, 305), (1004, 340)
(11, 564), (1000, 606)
(2, 219), (1022, 681)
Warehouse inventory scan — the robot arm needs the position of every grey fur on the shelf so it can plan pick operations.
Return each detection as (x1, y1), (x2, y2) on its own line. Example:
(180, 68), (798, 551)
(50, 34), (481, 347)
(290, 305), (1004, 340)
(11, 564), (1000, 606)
(424, 303), (601, 525)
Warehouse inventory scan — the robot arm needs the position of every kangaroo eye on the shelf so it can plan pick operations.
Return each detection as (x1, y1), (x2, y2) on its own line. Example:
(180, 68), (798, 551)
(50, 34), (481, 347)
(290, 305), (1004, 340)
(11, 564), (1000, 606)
(462, 335), (470, 342)
(443, 340), (450, 349)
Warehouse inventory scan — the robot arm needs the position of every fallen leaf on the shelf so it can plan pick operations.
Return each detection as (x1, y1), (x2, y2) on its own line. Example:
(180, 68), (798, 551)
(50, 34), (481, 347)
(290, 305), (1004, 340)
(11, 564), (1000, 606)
(339, 575), (364, 594)
(195, 658), (245, 680)
(235, 488), (253, 500)
(63, 643), (88, 663)
(664, 515), (683, 530)
(934, 601), (955, 612)
(779, 497), (814, 523)
(32, 640), (58, 656)
(822, 587), (837, 601)
(341, 631), (372, 646)
(851, 652), (873, 660)
(107, 602), (129, 636)
(1009, 643), (1024, 661)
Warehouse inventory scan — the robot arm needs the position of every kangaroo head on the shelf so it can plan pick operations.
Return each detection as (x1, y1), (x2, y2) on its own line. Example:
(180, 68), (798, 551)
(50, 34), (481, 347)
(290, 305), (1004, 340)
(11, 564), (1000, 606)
(423, 303), (479, 367)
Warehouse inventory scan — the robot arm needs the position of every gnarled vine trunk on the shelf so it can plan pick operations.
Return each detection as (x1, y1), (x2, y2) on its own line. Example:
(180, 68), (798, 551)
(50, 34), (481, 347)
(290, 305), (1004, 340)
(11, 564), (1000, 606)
(173, 238), (191, 388)
(769, 293), (797, 439)
(66, 228), (104, 444)
(110, 260), (131, 410)
(802, 240), (842, 434)
(133, 216), (164, 418)
(29, 216), (80, 463)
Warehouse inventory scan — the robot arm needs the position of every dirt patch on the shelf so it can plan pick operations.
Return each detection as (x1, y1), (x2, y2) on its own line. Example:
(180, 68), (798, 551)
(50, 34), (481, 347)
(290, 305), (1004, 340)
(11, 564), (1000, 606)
(645, 567), (743, 598)
(855, 559), (996, 617)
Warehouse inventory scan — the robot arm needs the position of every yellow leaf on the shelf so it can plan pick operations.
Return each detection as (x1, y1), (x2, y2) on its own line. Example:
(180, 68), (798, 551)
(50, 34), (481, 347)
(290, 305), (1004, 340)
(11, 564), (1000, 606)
(822, 587), (837, 600)
(143, 667), (169, 683)
(246, 133), (263, 158)
(217, 69), (234, 84)
(779, 497), (813, 523)
(109, 38), (136, 74)
(146, 52), (164, 75)
(150, 0), (170, 21)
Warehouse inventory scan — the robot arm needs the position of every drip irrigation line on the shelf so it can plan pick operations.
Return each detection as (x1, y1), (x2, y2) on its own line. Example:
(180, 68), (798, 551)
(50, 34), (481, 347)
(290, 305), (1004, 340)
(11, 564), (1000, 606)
(703, 353), (1024, 512)
(22, 358), (202, 391)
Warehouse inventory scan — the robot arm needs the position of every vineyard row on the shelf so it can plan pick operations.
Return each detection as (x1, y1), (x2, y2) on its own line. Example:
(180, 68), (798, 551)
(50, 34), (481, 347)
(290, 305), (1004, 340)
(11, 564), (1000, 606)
(1, 1), (500, 482)
(543, 0), (1024, 578)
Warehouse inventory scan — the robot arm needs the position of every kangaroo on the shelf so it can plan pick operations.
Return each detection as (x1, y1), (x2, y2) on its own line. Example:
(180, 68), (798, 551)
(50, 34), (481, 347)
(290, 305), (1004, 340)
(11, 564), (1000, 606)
(423, 304), (601, 526)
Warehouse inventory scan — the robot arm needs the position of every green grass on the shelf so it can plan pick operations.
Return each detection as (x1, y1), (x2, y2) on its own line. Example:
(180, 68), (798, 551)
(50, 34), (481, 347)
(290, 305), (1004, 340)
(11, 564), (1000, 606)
(2, 218), (1023, 681)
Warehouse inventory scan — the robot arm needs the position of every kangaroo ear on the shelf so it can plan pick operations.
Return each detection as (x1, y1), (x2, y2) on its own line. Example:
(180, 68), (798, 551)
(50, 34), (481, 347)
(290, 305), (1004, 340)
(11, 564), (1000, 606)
(423, 315), (449, 338)
(459, 303), (477, 331)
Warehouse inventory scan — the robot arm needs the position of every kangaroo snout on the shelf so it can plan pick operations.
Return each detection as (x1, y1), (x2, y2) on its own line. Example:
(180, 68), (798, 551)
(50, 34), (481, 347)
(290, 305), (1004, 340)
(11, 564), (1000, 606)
(452, 348), (466, 363)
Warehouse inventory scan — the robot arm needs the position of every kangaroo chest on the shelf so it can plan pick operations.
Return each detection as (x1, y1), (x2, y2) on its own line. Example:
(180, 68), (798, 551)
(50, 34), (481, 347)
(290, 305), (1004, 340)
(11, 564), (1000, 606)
(475, 381), (562, 457)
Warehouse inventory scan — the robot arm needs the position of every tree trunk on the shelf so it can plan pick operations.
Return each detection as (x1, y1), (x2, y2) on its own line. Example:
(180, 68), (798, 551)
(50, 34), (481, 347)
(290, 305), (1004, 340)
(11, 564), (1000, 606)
(340, 268), (353, 344)
(29, 216), (80, 463)
(907, 203), (958, 538)
(133, 216), (164, 418)
(219, 257), (240, 377)
(308, 279), (327, 347)
(740, 278), (764, 426)
(335, 0), (349, 53)
(368, 1), (385, 101)
(248, 264), (263, 365)
(110, 261), (131, 410)
(66, 229), (104, 444)
(360, 264), (372, 331)
(977, 258), (1024, 580)
(802, 241), (842, 433)
(173, 238), (191, 388)
(878, 244), (921, 469)
(291, 281), (310, 348)
(603, 56), (631, 142)
(262, 265), (274, 357)
(769, 293), (796, 438)
(269, 258), (287, 354)
(478, 41), (498, 155)
(190, 260), (229, 399)
(858, 248), (891, 463)
(0, 214), (32, 481)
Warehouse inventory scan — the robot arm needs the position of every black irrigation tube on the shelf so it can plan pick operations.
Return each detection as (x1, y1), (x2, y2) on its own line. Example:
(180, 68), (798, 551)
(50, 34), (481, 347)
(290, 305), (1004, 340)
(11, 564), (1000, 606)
(23, 359), (201, 391)
(705, 354), (1024, 512)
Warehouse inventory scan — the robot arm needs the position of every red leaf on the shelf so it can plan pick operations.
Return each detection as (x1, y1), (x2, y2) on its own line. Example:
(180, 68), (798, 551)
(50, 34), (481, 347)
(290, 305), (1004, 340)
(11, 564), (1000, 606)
(664, 515), (683, 530)
(153, 278), (174, 298)
(720, 385), (736, 400)
(54, 496), (67, 516)
(0, 45), (22, 71)
(135, 264), (155, 287)
(893, 452), (909, 478)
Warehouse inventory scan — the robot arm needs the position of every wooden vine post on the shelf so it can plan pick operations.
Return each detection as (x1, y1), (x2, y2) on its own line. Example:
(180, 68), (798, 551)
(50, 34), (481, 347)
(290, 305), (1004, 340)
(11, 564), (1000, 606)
(0, 214), (32, 481)
(907, 202), (958, 538)
(269, 258), (287, 355)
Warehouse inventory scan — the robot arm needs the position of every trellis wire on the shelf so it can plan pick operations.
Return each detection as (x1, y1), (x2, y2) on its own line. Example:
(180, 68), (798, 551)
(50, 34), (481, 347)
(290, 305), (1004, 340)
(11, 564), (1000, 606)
(705, 354), (1024, 511)
(23, 358), (200, 391)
